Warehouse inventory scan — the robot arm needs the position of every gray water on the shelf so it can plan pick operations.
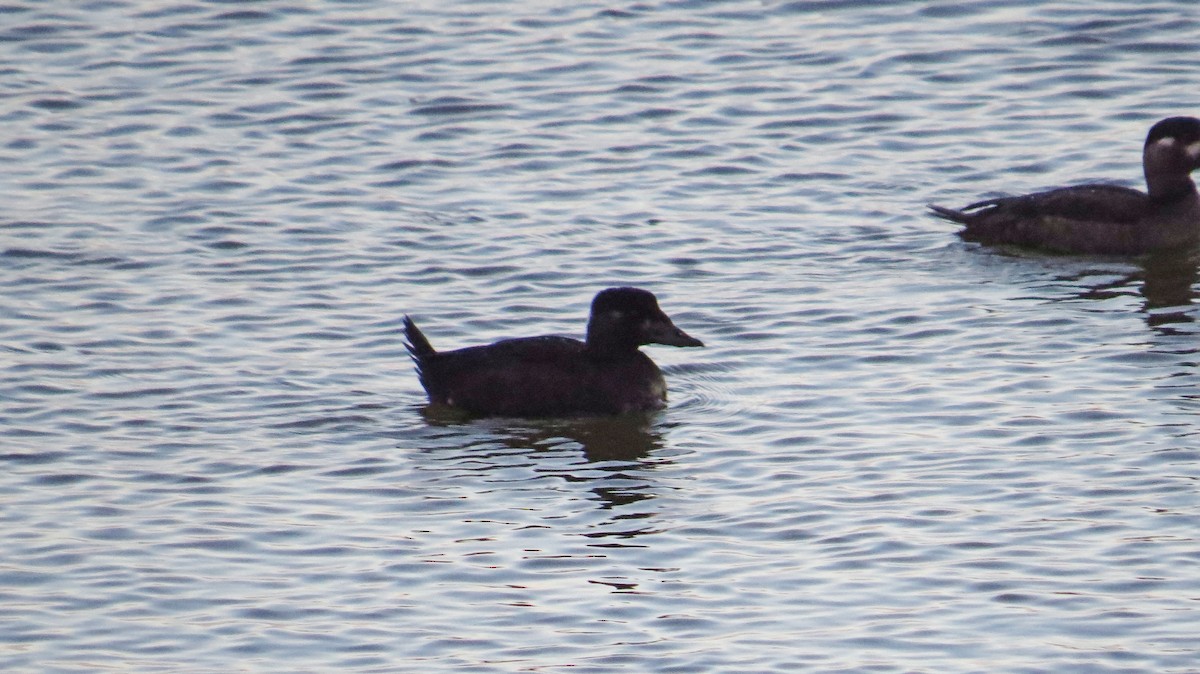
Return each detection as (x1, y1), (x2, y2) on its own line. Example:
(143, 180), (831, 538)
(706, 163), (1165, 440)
(3, 1), (1200, 672)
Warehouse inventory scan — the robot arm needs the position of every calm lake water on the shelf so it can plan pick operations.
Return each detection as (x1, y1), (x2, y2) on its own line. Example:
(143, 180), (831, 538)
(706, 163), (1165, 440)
(3, 1), (1200, 672)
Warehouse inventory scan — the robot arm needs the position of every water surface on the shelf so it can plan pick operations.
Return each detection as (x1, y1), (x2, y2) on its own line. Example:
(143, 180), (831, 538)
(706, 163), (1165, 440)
(3, 1), (1200, 672)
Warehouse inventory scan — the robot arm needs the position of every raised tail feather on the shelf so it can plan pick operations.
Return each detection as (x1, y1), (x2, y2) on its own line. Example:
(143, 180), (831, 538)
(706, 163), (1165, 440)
(403, 316), (436, 359)
(927, 204), (970, 224)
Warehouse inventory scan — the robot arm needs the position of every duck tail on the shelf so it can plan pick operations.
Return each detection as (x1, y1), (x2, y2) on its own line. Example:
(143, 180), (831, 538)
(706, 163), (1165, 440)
(403, 316), (436, 360)
(927, 204), (969, 224)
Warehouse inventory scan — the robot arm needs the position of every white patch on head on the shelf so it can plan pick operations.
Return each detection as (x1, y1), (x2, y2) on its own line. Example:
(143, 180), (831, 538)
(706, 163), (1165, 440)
(1188, 140), (1200, 161)
(1154, 136), (1177, 148)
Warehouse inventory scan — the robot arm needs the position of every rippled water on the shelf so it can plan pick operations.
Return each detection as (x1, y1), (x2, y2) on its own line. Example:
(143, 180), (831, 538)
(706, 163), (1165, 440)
(3, 1), (1200, 672)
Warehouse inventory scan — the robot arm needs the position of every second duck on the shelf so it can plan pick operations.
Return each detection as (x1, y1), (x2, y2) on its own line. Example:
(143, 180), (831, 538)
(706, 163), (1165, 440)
(929, 116), (1200, 255)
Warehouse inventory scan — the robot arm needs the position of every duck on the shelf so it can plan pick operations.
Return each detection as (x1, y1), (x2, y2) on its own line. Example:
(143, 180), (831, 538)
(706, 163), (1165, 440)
(403, 287), (704, 417)
(929, 116), (1200, 255)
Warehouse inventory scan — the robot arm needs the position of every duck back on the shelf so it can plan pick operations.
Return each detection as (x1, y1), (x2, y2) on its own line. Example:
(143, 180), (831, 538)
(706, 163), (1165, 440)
(411, 335), (667, 417)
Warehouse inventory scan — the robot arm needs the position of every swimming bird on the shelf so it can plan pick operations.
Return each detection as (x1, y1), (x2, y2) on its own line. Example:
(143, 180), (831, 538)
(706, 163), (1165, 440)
(929, 116), (1200, 255)
(403, 287), (703, 417)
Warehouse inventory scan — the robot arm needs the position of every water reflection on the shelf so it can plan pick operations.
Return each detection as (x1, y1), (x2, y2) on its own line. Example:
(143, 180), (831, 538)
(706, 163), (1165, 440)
(416, 407), (668, 514)
(534, 415), (667, 465)
(1049, 250), (1200, 331)
(1139, 250), (1200, 330)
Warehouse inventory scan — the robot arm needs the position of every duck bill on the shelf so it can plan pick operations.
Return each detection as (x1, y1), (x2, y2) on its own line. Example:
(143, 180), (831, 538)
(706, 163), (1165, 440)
(647, 319), (704, 347)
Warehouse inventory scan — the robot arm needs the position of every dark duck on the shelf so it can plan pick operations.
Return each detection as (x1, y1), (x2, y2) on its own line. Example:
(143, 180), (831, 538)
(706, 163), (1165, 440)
(403, 287), (704, 418)
(929, 116), (1200, 255)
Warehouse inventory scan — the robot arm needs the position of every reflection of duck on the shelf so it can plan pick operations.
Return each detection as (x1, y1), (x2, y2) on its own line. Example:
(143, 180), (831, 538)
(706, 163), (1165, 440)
(416, 409), (667, 513)
(1140, 250), (1199, 329)
(544, 416), (666, 465)
(418, 408), (665, 464)
(1050, 250), (1199, 330)
(930, 117), (1200, 255)
(404, 287), (703, 417)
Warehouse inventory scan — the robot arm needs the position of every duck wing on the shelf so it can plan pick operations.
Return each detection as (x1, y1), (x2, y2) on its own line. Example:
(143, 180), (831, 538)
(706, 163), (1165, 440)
(416, 336), (607, 416)
(931, 184), (1150, 253)
(961, 184), (1147, 222)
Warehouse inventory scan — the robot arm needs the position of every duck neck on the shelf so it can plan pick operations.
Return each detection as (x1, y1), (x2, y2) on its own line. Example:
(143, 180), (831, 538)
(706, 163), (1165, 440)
(1146, 173), (1196, 202)
(584, 323), (640, 359)
(1144, 148), (1198, 202)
